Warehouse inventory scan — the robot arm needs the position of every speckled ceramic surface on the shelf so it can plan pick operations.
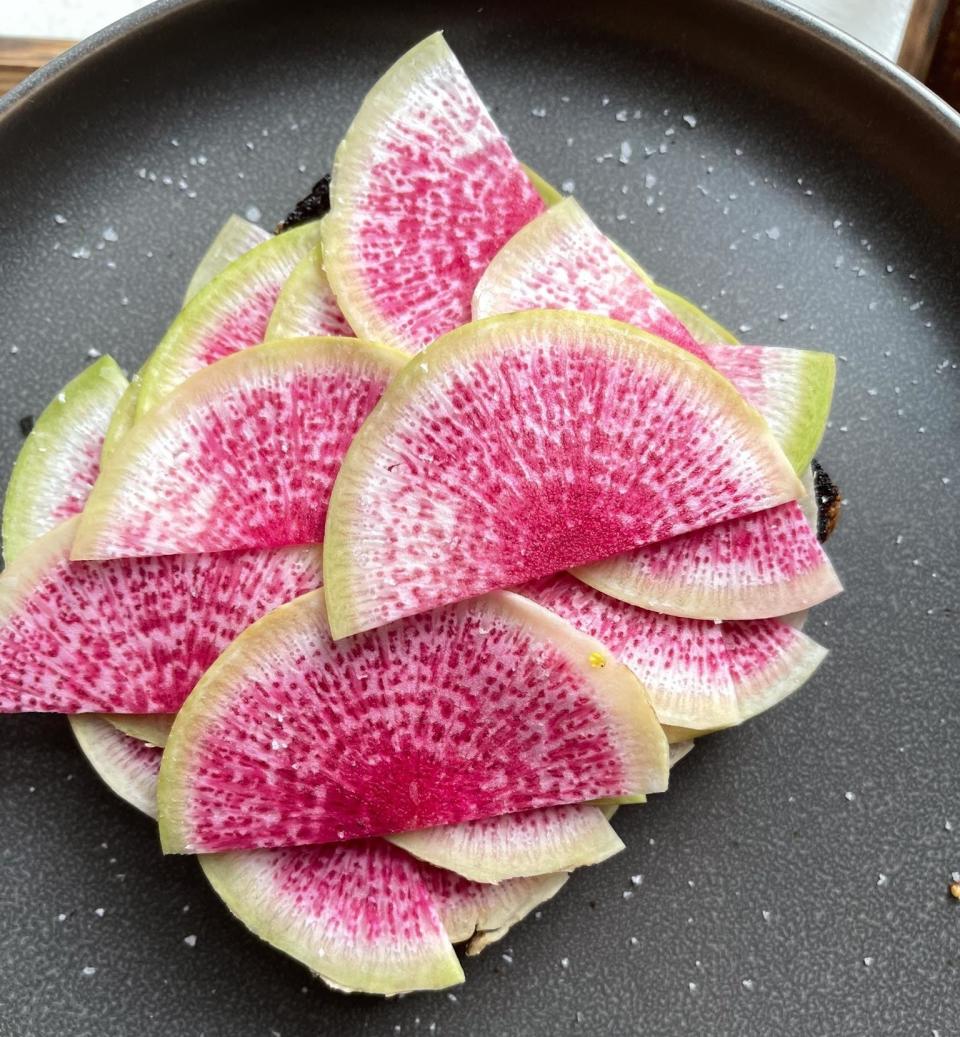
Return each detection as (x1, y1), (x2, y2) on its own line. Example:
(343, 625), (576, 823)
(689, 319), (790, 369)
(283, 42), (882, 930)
(1, 2), (958, 1034)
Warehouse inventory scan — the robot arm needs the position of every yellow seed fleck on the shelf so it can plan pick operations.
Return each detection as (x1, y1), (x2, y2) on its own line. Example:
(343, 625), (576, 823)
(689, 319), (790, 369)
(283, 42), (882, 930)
(950, 882), (960, 901)
(588, 651), (606, 669)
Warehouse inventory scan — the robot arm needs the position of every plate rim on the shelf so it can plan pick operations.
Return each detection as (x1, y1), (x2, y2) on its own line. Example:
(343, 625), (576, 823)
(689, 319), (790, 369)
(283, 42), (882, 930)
(1, 0), (958, 148)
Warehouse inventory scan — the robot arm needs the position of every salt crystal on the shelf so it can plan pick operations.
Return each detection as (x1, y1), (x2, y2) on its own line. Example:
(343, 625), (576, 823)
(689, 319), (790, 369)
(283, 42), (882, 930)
(682, 113), (697, 128)
(688, 981), (698, 992)
(615, 109), (628, 122)
(742, 979), (755, 991)
(863, 956), (875, 967)
(94, 908), (105, 917)
(57, 913), (67, 922)
(762, 910), (772, 922)
(845, 791), (856, 801)
(530, 107), (546, 118)
(561, 179), (575, 194)
(102, 227), (119, 242)
(560, 957), (570, 968)
(53, 214), (67, 225)
(245, 205), (262, 222)
(183, 934), (197, 947)
(619, 141), (633, 165)
(82, 966), (97, 976)
(765, 226), (781, 240)
(501, 953), (513, 964)
(630, 874), (642, 886)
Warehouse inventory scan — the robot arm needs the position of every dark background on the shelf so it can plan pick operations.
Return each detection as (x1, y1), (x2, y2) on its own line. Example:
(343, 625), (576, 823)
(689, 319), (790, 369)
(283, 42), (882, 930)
(0, 1), (958, 1034)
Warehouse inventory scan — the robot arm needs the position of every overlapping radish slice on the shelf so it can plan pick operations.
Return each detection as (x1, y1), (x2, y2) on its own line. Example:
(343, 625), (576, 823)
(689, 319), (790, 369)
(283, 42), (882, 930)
(201, 841), (464, 995)
(2, 357), (128, 564)
(473, 198), (704, 355)
(157, 588), (669, 854)
(388, 803), (624, 883)
(321, 32), (546, 352)
(264, 239), (354, 340)
(137, 221), (323, 415)
(183, 215), (271, 304)
(72, 338), (404, 559)
(69, 715), (162, 817)
(323, 310), (802, 637)
(523, 573), (827, 731)
(99, 373), (141, 463)
(473, 198), (835, 473)
(0, 517), (323, 714)
(109, 713), (175, 746)
(574, 500), (842, 620)
(424, 866), (568, 955)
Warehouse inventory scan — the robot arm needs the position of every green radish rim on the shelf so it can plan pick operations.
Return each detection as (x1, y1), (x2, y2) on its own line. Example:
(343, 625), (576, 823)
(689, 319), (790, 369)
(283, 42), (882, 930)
(652, 285), (740, 345)
(2, 356), (127, 565)
(183, 215), (271, 304)
(68, 715), (161, 818)
(109, 713), (175, 747)
(387, 805), (624, 884)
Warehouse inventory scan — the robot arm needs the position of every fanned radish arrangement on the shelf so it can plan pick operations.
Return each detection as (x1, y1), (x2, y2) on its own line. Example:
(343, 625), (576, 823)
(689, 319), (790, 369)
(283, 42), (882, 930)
(0, 32), (843, 996)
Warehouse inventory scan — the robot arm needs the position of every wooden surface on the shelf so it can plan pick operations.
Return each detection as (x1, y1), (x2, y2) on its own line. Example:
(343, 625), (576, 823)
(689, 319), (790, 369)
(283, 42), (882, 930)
(0, 35), (73, 95)
(898, 0), (950, 77)
(927, 0), (960, 106)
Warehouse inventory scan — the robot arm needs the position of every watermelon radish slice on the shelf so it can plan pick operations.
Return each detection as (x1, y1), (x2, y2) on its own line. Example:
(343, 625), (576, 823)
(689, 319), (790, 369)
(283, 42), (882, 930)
(522, 572), (827, 731)
(323, 309), (803, 637)
(388, 803), (624, 884)
(183, 215), (271, 304)
(321, 32), (546, 352)
(72, 337), (404, 560)
(264, 240), (354, 340)
(200, 841), (464, 994)
(423, 866), (568, 954)
(472, 198), (835, 473)
(136, 220), (323, 416)
(157, 587), (669, 854)
(68, 715), (162, 817)
(2, 356), (128, 565)
(574, 499), (842, 620)
(0, 517), (323, 714)
(109, 713), (175, 747)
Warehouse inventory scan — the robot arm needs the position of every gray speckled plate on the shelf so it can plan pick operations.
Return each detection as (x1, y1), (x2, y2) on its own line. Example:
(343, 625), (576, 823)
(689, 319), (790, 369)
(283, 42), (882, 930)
(1, 2), (958, 1035)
